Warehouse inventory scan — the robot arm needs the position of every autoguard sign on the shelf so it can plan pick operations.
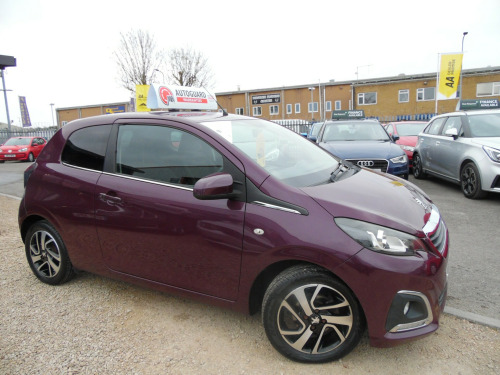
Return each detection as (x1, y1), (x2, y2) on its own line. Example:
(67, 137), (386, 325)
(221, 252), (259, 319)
(147, 84), (218, 110)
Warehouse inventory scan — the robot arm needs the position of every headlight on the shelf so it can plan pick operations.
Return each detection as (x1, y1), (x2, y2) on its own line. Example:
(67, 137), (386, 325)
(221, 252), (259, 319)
(399, 145), (414, 152)
(335, 218), (427, 256)
(390, 154), (408, 164)
(19, 147), (28, 152)
(483, 145), (500, 163)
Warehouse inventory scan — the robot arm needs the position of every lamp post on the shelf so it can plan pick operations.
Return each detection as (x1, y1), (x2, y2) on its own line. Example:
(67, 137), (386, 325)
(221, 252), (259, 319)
(308, 87), (315, 122)
(50, 103), (55, 127)
(459, 31), (468, 100)
(154, 69), (165, 83)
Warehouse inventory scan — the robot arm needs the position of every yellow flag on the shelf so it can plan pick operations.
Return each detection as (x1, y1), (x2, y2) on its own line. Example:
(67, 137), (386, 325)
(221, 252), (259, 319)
(438, 53), (463, 100)
(136, 85), (151, 112)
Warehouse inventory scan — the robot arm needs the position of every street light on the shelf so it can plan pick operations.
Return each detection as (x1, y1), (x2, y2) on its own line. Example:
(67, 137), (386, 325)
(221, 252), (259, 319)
(154, 68), (165, 83)
(308, 87), (315, 122)
(50, 103), (55, 127)
(459, 31), (468, 100)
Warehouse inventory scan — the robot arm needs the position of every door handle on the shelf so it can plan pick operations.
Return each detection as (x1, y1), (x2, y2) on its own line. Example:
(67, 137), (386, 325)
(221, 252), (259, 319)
(99, 193), (122, 205)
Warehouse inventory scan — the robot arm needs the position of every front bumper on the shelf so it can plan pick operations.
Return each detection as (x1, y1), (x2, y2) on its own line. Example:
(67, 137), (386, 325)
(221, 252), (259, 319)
(0, 153), (28, 161)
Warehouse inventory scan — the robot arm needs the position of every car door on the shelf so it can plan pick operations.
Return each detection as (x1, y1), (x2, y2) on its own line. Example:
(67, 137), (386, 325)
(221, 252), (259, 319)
(433, 116), (465, 180)
(94, 122), (246, 301)
(419, 117), (446, 172)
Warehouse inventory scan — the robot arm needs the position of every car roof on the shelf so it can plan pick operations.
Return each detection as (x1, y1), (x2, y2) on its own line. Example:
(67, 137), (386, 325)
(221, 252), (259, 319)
(433, 108), (500, 118)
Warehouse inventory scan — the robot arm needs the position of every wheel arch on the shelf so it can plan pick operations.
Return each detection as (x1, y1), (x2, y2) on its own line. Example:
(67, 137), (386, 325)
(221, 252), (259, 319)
(248, 260), (366, 324)
(20, 215), (46, 244)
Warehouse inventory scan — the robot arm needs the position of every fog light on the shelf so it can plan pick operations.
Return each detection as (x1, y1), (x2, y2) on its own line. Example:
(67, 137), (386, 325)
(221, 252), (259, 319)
(386, 291), (433, 333)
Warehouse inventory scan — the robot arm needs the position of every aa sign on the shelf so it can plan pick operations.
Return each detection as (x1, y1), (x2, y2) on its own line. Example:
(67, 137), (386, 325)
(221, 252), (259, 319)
(438, 53), (463, 100)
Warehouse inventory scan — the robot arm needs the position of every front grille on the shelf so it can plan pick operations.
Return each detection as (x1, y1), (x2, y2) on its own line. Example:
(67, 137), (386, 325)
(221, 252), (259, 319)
(346, 159), (388, 173)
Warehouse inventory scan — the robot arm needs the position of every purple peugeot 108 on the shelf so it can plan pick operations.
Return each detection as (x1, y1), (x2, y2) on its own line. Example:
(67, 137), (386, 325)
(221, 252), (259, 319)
(19, 85), (448, 363)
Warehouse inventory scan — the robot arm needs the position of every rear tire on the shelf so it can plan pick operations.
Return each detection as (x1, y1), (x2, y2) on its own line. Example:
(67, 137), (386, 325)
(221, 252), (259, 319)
(412, 153), (427, 179)
(262, 265), (363, 363)
(25, 220), (74, 285)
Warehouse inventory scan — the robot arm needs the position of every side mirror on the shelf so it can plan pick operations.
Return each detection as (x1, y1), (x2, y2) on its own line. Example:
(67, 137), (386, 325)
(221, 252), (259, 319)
(392, 134), (400, 142)
(308, 136), (317, 142)
(445, 128), (458, 139)
(193, 173), (236, 200)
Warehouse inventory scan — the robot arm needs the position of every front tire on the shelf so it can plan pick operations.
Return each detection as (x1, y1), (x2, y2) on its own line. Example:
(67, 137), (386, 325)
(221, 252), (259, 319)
(461, 162), (487, 199)
(412, 153), (427, 179)
(262, 265), (363, 363)
(25, 220), (74, 285)
(27, 152), (35, 162)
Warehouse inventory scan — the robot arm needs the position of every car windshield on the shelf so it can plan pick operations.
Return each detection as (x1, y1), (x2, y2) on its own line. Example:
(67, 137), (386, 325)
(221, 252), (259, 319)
(201, 118), (338, 187)
(468, 113), (500, 137)
(394, 122), (428, 136)
(4, 138), (31, 146)
(322, 121), (390, 141)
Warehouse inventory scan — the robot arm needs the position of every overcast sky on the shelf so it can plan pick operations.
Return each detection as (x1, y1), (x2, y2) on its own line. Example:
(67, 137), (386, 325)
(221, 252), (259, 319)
(1, 0), (499, 127)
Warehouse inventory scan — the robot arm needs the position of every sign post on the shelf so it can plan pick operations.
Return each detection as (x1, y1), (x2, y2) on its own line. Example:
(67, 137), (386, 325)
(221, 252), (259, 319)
(0, 55), (17, 131)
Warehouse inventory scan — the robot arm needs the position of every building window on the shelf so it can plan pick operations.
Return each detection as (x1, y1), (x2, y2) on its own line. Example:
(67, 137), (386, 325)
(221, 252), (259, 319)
(417, 87), (435, 101)
(335, 100), (341, 110)
(308, 102), (318, 113)
(477, 82), (500, 96)
(270, 105), (279, 115)
(295, 103), (301, 113)
(325, 101), (332, 111)
(253, 107), (262, 116)
(358, 92), (377, 105)
(235, 107), (244, 115)
(399, 89), (409, 103)
(286, 104), (292, 114)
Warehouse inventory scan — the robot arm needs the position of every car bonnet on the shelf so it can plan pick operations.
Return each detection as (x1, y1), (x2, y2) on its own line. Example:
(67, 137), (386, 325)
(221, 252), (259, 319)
(320, 141), (403, 159)
(301, 169), (433, 236)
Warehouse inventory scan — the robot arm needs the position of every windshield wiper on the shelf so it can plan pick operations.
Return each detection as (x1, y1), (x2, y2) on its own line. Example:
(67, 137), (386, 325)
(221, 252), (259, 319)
(330, 161), (351, 182)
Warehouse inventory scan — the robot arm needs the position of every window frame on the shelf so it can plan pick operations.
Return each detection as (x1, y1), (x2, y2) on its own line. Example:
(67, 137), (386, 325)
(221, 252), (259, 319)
(235, 107), (244, 115)
(286, 104), (292, 114)
(335, 100), (341, 110)
(253, 106), (262, 116)
(295, 103), (301, 114)
(398, 89), (409, 103)
(325, 101), (332, 112)
(417, 87), (436, 101)
(308, 102), (318, 113)
(357, 92), (377, 105)
(476, 82), (500, 97)
(270, 105), (279, 115)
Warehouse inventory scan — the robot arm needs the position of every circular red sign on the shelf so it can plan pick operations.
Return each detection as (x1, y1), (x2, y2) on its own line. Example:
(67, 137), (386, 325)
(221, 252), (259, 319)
(159, 87), (174, 105)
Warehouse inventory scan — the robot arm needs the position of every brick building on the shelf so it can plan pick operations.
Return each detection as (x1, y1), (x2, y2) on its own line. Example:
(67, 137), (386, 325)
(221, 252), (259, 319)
(215, 66), (500, 123)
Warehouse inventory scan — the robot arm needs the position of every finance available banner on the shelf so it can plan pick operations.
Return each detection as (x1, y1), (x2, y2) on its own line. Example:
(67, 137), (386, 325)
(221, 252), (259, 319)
(437, 53), (463, 100)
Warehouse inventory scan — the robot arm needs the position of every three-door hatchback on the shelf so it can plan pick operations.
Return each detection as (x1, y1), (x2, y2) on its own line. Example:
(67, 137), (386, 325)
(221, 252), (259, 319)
(19, 86), (448, 363)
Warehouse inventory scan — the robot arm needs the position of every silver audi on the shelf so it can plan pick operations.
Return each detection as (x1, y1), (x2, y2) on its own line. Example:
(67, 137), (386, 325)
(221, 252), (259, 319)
(413, 108), (500, 199)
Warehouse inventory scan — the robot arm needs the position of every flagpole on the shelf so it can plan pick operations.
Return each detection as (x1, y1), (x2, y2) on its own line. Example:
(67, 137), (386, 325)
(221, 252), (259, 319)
(435, 53), (440, 115)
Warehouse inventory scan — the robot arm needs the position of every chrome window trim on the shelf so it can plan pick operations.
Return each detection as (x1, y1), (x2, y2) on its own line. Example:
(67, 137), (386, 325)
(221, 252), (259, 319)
(61, 162), (102, 174)
(101, 171), (194, 192)
(389, 290), (433, 333)
(251, 201), (302, 215)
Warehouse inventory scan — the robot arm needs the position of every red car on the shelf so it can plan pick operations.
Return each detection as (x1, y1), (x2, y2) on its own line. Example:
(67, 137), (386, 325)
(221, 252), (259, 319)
(0, 136), (47, 163)
(385, 121), (428, 168)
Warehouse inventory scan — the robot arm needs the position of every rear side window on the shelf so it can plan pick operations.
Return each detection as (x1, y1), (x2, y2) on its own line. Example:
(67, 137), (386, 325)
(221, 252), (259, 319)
(61, 125), (112, 171)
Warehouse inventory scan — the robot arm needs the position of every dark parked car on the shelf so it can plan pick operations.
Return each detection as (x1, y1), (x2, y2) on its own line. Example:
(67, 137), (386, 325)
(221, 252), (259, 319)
(19, 86), (448, 363)
(0, 136), (47, 162)
(385, 121), (428, 168)
(316, 119), (409, 179)
(414, 104), (500, 199)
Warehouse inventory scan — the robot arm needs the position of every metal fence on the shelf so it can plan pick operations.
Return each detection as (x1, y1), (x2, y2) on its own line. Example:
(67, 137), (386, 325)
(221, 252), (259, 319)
(272, 120), (312, 135)
(0, 128), (58, 145)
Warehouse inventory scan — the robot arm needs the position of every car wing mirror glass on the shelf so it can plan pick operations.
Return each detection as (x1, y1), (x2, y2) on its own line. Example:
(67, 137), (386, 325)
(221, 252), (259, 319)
(193, 173), (235, 200)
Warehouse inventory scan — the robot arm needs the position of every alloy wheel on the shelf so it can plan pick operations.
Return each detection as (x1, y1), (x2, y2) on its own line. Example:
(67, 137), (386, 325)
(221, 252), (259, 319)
(29, 230), (61, 278)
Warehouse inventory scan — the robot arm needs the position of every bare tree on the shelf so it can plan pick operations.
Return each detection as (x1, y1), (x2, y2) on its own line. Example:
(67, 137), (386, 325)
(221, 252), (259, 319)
(167, 47), (214, 88)
(114, 29), (164, 92)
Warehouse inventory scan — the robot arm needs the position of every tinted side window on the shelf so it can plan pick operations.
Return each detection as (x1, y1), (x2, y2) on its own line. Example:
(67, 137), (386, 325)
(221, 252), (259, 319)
(116, 125), (223, 186)
(425, 118), (446, 135)
(61, 125), (112, 171)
